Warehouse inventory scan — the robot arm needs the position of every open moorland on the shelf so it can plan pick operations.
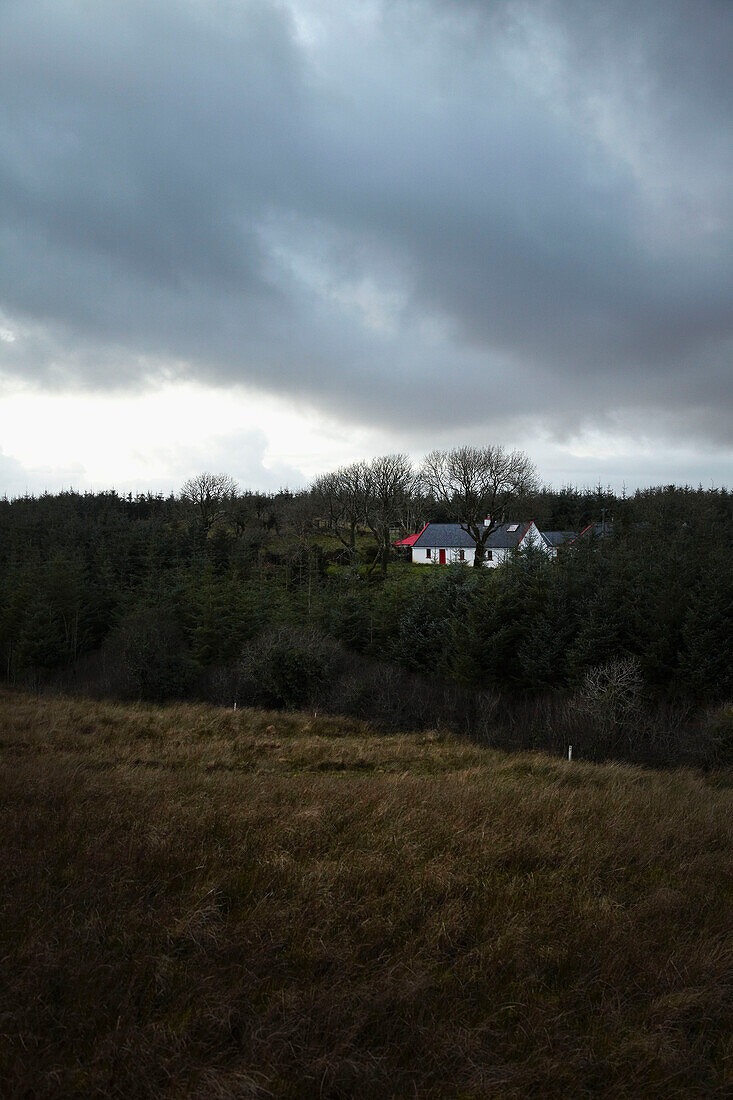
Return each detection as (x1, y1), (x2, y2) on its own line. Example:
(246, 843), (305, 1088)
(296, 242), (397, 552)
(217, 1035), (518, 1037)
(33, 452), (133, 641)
(1, 690), (732, 1098)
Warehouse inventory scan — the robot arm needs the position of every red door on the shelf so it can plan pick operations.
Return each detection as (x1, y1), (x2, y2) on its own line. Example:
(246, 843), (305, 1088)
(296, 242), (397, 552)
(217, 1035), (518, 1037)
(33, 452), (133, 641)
(439, 549), (446, 564)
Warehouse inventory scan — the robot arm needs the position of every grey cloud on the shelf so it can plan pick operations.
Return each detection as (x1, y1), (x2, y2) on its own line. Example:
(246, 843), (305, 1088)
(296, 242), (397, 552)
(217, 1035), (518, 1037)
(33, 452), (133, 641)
(0, 0), (731, 447)
(155, 428), (307, 495)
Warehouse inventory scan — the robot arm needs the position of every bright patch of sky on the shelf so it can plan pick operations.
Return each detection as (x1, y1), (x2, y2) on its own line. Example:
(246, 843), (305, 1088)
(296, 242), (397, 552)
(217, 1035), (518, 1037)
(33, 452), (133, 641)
(1, 379), (729, 499)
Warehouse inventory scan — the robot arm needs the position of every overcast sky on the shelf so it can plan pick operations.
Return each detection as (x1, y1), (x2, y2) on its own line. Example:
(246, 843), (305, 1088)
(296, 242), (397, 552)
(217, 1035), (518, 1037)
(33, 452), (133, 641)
(1, 0), (731, 496)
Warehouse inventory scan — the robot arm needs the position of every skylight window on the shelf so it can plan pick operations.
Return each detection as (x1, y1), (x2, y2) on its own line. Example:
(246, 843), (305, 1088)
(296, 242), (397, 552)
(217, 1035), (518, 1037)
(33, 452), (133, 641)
(508, 524), (519, 532)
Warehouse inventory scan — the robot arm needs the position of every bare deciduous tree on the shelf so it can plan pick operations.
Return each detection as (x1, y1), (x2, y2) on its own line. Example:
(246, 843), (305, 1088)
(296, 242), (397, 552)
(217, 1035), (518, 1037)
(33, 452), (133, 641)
(363, 454), (415, 573)
(312, 461), (369, 564)
(576, 656), (644, 755)
(181, 472), (238, 532)
(229, 490), (279, 539)
(420, 445), (538, 566)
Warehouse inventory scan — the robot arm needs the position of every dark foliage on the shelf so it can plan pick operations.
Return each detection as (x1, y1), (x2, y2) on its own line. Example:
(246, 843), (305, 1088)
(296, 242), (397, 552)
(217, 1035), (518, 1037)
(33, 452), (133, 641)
(0, 481), (730, 764)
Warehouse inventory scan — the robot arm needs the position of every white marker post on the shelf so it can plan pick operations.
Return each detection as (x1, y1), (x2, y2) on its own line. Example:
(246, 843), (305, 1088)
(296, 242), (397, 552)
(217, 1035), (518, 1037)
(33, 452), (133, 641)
(568, 745), (572, 761)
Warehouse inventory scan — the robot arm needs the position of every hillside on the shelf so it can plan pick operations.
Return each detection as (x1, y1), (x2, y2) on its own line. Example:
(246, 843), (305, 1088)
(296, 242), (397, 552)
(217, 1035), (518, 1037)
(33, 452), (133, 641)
(1, 691), (731, 1098)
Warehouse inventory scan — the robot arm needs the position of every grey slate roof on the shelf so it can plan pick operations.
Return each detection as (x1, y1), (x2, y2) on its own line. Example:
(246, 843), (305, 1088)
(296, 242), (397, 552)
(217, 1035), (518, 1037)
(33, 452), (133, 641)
(572, 522), (614, 541)
(412, 523), (476, 548)
(484, 522), (533, 548)
(413, 522), (534, 549)
(541, 530), (576, 547)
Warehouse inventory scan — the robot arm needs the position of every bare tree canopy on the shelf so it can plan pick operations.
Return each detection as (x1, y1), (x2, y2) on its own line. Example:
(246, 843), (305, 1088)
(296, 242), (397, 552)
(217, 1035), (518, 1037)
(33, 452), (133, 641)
(420, 445), (538, 565)
(313, 455), (415, 570)
(363, 454), (415, 572)
(181, 472), (239, 532)
(312, 462), (369, 562)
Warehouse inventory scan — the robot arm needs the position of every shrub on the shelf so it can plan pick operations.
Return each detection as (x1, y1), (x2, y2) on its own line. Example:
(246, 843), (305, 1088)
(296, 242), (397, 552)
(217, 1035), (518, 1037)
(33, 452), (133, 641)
(568, 656), (645, 758)
(237, 627), (338, 710)
(579, 656), (644, 724)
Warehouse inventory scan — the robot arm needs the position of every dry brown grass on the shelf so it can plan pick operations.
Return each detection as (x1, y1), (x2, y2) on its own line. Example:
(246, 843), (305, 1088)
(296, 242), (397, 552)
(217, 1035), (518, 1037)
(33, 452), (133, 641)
(1, 690), (731, 1098)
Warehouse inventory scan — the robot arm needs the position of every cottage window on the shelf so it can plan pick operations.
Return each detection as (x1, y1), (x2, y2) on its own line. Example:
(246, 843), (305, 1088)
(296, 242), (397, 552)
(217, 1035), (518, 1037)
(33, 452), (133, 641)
(426, 548), (431, 558)
(486, 550), (493, 561)
(459, 549), (465, 561)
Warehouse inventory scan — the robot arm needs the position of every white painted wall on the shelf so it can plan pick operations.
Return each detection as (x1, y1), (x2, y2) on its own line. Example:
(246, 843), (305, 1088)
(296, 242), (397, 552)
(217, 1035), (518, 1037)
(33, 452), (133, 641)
(411, 544), (508, 566)
(521, 522), (559, 558)
(411, 546), (472, 565)
(482, 548), (508, 568)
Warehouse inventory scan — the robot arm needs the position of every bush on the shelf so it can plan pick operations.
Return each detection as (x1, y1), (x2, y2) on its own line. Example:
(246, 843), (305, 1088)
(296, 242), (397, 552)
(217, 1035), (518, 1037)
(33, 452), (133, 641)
(578, 656), (644, 726)
(237, 627), (338, 710)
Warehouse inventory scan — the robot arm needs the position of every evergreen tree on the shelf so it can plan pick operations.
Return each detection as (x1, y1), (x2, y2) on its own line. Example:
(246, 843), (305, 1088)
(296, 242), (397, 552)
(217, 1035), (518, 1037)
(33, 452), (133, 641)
(680, 550), (733, 699)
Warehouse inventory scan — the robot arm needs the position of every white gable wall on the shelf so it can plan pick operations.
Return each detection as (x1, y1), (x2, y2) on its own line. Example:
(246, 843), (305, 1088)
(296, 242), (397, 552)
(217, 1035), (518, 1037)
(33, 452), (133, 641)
(518, 521), (546, 552)
(522, 522), (560, 558)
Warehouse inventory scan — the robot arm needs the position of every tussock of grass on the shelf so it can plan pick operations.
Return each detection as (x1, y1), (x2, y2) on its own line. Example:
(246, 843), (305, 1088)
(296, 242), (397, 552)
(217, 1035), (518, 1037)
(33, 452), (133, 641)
(1, 690), (731, 1098)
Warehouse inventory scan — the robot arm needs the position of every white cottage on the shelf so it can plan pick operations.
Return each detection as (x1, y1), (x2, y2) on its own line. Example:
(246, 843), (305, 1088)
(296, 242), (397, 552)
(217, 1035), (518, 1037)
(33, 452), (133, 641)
(406, 520), (575, 567)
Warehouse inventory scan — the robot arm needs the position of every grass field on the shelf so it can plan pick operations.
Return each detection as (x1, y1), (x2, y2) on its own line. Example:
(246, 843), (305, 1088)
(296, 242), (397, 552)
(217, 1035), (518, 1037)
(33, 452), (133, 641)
(1, 690), (731, 1098)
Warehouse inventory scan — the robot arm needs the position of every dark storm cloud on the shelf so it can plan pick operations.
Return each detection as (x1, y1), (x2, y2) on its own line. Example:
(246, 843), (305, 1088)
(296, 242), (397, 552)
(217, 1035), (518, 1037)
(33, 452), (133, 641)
(0, 0), (731, 442)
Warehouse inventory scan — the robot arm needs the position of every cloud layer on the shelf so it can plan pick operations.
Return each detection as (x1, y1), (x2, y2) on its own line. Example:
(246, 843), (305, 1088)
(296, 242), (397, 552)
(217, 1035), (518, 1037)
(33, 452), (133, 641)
(1, 0), (731, 451)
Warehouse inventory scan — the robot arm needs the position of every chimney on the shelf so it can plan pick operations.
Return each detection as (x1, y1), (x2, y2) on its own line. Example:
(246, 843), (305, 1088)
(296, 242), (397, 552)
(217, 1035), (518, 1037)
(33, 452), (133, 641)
(484, 515), (492, 527)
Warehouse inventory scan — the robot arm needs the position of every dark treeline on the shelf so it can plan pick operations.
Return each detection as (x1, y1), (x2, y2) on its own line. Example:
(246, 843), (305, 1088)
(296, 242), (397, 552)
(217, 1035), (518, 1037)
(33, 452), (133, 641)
(0, 474), (731, 767)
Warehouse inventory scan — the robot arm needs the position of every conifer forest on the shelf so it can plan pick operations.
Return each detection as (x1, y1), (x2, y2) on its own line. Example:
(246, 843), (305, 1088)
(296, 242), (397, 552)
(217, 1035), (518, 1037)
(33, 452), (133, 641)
(1, 471), (731, 768)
